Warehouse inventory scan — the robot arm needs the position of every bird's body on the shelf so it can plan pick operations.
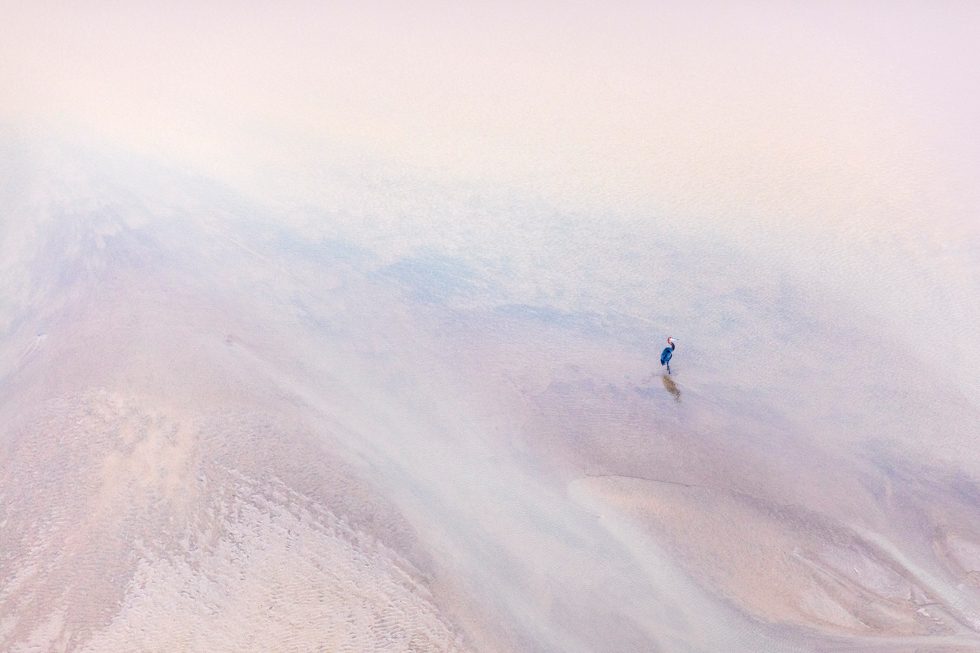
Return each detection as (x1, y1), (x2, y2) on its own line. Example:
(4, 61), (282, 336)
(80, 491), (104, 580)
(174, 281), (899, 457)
(660, 336), (676, 374)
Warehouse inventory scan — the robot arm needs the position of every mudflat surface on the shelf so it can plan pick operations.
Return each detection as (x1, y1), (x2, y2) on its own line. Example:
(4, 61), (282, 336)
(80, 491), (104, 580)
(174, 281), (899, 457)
(1, 144), (978, 652)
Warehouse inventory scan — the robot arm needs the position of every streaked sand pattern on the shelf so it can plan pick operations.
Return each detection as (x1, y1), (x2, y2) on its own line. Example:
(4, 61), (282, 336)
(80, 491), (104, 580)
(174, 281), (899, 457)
(1, 143), (978, 651)
(2, 2), (979, 652)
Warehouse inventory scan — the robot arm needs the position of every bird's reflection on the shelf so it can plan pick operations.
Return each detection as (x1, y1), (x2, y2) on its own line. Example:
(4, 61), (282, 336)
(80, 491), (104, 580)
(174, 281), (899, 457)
(662, 375), (681, 402)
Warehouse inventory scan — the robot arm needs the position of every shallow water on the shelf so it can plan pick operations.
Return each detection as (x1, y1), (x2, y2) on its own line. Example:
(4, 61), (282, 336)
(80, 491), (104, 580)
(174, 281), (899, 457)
(1, 139), (978, 652)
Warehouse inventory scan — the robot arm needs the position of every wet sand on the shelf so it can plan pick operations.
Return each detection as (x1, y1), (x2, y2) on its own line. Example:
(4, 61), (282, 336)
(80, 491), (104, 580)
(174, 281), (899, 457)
(1, 150), (979, 652)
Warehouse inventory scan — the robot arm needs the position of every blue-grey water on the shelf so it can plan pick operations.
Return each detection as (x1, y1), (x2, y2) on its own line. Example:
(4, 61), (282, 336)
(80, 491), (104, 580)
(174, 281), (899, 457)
(1, 136), (978, 652)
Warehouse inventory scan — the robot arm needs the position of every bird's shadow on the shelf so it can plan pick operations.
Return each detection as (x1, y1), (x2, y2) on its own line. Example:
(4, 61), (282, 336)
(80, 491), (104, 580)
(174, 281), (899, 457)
(661, 375), (681, 402)
(635, 372), (681, 403)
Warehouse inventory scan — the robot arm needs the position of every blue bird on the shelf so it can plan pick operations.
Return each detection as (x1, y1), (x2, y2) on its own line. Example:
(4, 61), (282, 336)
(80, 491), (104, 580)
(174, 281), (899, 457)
(660, 336), (676, 375)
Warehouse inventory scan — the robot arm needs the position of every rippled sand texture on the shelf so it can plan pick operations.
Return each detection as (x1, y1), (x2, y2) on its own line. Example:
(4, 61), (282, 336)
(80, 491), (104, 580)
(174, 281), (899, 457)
(1, 148), (979, 652)
(4, 391), (466, 652)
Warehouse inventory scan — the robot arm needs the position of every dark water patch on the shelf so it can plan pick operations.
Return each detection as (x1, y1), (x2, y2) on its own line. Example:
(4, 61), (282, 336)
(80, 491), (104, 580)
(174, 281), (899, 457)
(375, 253), (482, 304)
(492, 303), (609, 337)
